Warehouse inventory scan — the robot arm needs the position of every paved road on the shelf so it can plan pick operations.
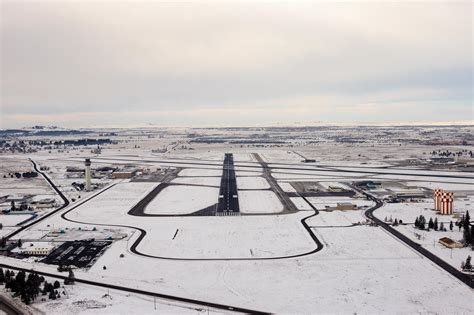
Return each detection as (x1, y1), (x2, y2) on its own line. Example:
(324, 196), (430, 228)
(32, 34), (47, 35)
(0, 260), (270, 315)
(6, 159), (71, 239)
(216, 153), (240, 215)
(252, 153), (298, 213)
(0, 295), (22, 315)
(357, 186), (474, 289)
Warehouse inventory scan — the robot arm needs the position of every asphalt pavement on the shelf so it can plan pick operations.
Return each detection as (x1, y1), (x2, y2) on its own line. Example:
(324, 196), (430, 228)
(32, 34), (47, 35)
(216, 153), (240, 215)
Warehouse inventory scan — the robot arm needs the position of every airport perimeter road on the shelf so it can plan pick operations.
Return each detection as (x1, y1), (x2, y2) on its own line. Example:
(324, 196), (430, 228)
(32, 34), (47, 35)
(252, 153), (298, 213)
(216, 153), (240, 215)
(6, 159), (71, 239)
(0, 261), (270, 315)
(357, 187), (474, 289)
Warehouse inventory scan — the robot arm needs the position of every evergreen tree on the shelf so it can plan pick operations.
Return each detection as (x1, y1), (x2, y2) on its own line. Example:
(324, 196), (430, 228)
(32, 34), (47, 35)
(463, 211), (471, 244)
(464, 255), (472, 270)
(5, 270), (11, 282)
(0, 268), (4, 284)
(428, 218), (434, 230)
(419, 215), (426, 230)
(15, 271), (26, 289)
(49, 290), (56, 300)
(449, 221), (453, 231)
(17, 239), (22, 248)
(20, 289), (30, 304)
(67, 270), (75, 285)
(434, 218), (438, 231)
(414, 217), (419, 228)
(440, 222), (445, 231)
(53, 280), (60, 289)
(42, 281), (49, 295)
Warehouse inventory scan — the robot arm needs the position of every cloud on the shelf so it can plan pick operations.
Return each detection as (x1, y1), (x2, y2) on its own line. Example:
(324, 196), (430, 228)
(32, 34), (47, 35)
(0, 1), (472, 127)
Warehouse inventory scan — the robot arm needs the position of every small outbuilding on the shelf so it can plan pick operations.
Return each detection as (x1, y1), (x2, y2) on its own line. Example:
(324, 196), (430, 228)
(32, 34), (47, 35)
(438, 237), (463, 249)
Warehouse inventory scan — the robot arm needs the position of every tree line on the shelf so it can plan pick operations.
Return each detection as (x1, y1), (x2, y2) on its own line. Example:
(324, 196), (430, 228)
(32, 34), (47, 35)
(414, 211), (474, 247)
(0, 267), (74, 305)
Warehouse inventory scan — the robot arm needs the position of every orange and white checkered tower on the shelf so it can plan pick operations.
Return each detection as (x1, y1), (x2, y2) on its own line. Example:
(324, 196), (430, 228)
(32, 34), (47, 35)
(433, 189), (443, 211)
(440, 191), (454, 215)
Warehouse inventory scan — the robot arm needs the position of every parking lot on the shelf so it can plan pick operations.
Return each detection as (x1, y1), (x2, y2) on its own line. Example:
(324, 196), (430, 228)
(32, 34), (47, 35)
(41, 239), (112, 268)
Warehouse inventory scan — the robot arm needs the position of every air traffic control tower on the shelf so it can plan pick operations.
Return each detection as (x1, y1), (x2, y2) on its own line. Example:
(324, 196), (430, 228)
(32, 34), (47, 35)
(85, 158), (91, 191)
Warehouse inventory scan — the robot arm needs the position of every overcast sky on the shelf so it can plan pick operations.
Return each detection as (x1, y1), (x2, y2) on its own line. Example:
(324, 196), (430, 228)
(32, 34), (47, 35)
(1, 0), (472, 128)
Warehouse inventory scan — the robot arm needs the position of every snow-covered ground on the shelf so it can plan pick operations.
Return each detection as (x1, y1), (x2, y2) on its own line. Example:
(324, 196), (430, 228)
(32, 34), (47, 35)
(171, 176), (220, 186)
(290, 197), (313, 210)
(178, 169), (222, 177)
(136, 213), (316, 258)
(277, 181), (297, 193)
(0, 214), (34, 226)
(236, 176), (270, 190)
(238, 190), (283, 214)
(307, 209), (367, 226)
(145, 185), (219, 215)
(406, 181), (474, 191)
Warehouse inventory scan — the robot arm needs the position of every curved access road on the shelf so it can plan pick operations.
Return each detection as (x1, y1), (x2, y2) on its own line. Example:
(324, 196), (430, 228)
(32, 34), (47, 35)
(60, 188), (324, 261)
(6, 159), (71, 239)
(361, 189), (474, 289)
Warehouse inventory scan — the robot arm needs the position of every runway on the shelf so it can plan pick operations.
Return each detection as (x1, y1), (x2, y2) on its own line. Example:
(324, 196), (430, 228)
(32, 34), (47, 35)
(216, 153), (240, 216)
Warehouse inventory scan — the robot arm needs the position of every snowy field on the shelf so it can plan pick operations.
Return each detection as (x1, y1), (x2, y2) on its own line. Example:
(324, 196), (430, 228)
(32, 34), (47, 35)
(277, 181), (297, 192)
(178, 169), (222, 177)
(238, 190), (283, 214)
(236, 176), (270, 190)
(171, 176), (220, 186)
(290, 197), (313, 210)
(136, 213), (316, 258)
(307, 210), (367, 226)
(235, 170), (263, 176)
(145, 185), (219, 215)
(406, 181), (474, 191)
(0, 214), (34, 226)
